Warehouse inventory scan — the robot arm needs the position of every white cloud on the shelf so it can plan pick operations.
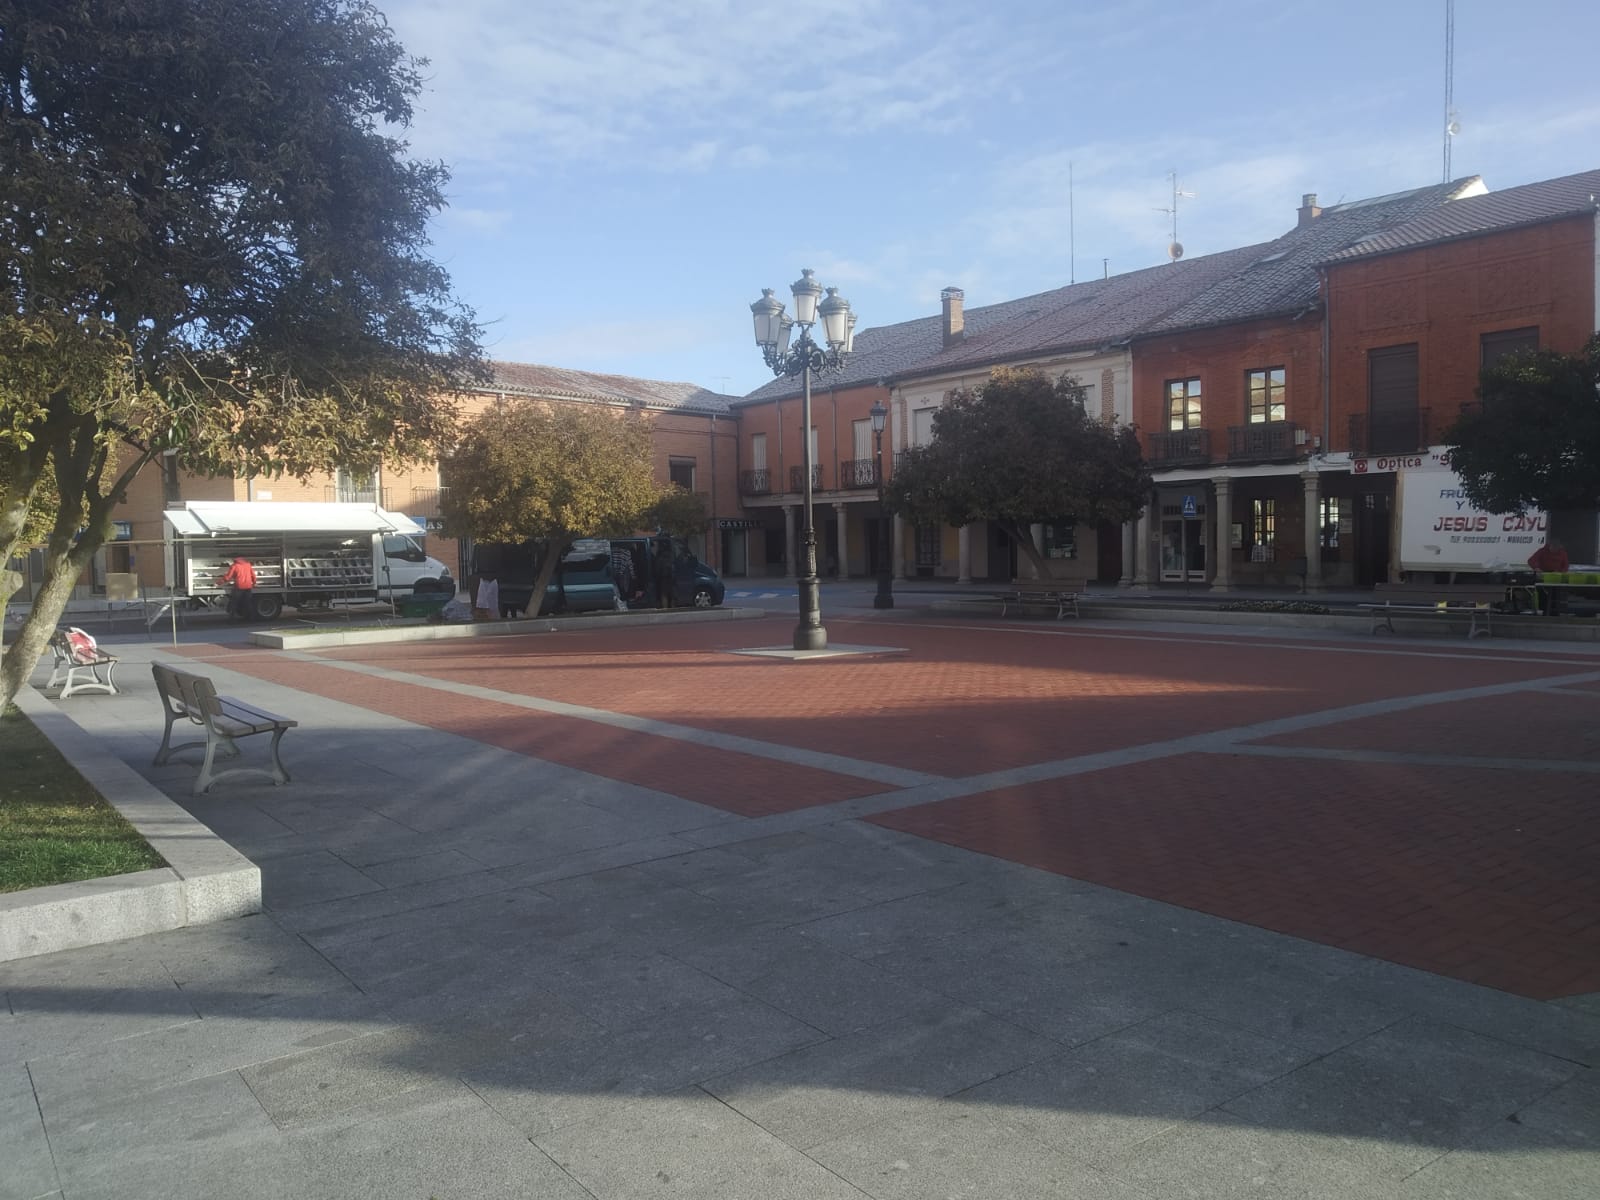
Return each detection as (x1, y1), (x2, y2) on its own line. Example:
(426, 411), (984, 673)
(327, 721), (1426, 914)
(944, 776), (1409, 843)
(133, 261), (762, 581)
(444, 206), (513, 234)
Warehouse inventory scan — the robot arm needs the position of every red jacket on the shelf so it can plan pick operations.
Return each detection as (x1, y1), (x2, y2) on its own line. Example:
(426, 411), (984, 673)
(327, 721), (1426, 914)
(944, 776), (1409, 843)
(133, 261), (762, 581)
(1528, 544), (1569, 574)
(221, 559), (256, 588)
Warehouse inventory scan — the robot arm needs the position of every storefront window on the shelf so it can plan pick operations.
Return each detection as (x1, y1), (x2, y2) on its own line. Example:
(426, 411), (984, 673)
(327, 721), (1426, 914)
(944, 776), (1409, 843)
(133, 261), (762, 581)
(1041, 521), (1077, 560)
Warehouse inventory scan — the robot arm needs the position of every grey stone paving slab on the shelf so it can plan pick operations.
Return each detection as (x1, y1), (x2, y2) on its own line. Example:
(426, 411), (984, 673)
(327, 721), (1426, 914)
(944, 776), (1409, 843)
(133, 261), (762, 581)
(354, 847), (487, 888)
(2, 973), (198, 1068)
(534, 1085), (870, 1200)
(961, 1010), (1314, 1166)
(28, 988), (384, 1119)
(794, 880), (1039, 961)
(531, 948), (751, 1031)
(1170, 962), (1409, 1055)
(1220, 1017), (1579, 1177)
(704, 1005), (1060, 1150)
(257, 849), (383, 910)
(1505, 1067), (1600, 1146)
(1100, 1110), (1410, 1200)
(466, 992), (828, 1139)
(46, 1071), (320, 1200)
(484, 832), (702, 889)
(0, 1063), (57, 1200)
(810, 1105), (1149, 1200)
(264, 867), (513, 935)
(139, 913), (359, 1017)
(676, 927), (952, 1037)
(1401, 1119), (1600, 1200)
(285, 1082), (592, 1200)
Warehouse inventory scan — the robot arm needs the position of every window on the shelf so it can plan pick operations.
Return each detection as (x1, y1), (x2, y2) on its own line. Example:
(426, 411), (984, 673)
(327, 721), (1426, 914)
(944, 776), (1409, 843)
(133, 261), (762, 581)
(668, 458), (696, 491)
(852, 418), (872, 461)
(1041, 521), (1077, 560)
(336, 467), (378, 503)
(1246, 367), (1285, 423)
(1078, 382), (1097, 411)
(1166, 378), (1202, 430)
(915, 524), (940, 567)
(1319, 496), (1343, 560)
(1251, 498), (1276, 547)
(912, 407), (936, 445)
(1367, 344), (1419, 455)
(1480, 327), (1538, 367)
(749, 433), (767, 470)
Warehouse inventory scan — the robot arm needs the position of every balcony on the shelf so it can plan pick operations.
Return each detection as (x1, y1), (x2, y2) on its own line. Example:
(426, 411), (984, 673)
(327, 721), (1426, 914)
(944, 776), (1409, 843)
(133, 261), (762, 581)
(739, 468), (772, 496)
(838, 459), (881, 489)
(409, 486), (449, 516)
(1348, 408), (1431, 457)
(1146, 428), (1211, 468)
(789, 464), (824, 492)
(1226, 421), (1306, 464)
(326, 486), (391, 507)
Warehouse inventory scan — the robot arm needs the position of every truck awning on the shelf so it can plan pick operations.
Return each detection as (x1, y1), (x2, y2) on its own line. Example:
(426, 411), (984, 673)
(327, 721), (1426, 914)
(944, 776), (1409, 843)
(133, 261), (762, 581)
(162, 502), (423, 536)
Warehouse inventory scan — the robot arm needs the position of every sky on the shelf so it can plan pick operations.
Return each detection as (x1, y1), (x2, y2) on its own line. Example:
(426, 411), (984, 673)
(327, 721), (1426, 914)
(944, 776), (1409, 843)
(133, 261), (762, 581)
(380, 0), (1600, 398)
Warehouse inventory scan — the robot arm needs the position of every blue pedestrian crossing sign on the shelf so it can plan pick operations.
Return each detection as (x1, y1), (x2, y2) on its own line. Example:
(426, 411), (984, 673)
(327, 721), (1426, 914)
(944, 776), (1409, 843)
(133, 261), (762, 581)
(1181, 494), (1198, 517)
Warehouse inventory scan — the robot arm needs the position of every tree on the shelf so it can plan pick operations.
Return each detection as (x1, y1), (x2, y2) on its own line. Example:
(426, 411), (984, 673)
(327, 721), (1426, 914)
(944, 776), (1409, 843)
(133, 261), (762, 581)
(883, 368), (1151, 578)
(0, 0), (483, 703)
(646, 486), (710, 539)
(1444, 334), (1600, 514)
(439, 401), (660, 616)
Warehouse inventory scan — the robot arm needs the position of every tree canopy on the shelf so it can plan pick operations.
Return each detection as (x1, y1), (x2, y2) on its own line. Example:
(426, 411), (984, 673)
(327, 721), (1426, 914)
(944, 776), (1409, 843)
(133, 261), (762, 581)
(1444, 334), (1600, 514)
(439, 401), (661, 614)
(883, 368), (1151, 577)
(0, 0), (482, 701)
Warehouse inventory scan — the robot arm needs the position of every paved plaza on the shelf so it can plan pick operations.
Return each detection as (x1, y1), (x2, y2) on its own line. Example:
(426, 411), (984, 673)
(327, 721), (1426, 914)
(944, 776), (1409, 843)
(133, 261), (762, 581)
(4, 602), (1599, 1199)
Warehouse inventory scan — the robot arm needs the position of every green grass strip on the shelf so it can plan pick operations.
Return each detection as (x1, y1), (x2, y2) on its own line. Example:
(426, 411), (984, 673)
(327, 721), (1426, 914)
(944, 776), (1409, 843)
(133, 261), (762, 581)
(0, 704), (166, 894)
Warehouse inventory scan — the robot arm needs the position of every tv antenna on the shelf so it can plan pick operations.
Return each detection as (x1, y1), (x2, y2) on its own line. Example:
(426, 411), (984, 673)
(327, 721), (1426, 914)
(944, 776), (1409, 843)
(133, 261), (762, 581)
(1155, 170), (1194, 261)
(1442, 0), (1460, 182)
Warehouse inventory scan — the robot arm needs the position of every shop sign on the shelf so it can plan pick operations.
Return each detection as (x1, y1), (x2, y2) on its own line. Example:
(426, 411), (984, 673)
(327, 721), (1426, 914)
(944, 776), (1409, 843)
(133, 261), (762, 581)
(716, 519), (762, 530)
(423, 516), (447, 532)
(1350, 449), (1452, 475)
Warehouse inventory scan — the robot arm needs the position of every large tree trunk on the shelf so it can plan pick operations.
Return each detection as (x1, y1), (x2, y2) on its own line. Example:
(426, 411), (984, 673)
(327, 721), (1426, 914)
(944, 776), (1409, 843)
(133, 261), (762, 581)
(1002, 519), (1049, 581)
(526, 537), (563, 617)
(0, 542), (92, 706)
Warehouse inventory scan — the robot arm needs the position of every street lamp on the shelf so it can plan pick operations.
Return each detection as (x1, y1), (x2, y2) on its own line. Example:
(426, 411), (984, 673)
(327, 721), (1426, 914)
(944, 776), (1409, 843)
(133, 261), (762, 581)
(869, 397), (893, 609)
(750, 269), (855, 650)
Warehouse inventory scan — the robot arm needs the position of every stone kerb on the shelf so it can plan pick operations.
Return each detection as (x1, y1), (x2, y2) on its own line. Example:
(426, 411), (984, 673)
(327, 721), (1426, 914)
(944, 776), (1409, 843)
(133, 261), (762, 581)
(1, 684), (262, 963)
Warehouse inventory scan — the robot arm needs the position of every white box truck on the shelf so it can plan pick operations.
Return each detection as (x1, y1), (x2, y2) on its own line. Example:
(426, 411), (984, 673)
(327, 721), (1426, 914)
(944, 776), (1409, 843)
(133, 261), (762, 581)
(163, 501), (453, 620)
(1396, 468), (1547, 577)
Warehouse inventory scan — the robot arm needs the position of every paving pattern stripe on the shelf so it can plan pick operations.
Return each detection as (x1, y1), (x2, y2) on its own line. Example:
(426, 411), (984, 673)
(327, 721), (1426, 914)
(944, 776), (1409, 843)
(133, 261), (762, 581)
(165, 648), (890, 817)
(1215, 743), (1600, 775)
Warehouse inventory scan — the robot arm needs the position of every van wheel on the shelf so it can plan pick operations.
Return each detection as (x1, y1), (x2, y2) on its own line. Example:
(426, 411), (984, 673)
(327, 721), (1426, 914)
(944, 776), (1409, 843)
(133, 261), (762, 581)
(692, 586), (714, 609)
(250, 594), (283, 621)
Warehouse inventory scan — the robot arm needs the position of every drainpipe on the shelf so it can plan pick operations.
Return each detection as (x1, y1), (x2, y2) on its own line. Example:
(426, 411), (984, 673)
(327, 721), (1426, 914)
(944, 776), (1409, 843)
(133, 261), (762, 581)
(1318, 266), (1331, 454)
(708, 413), (718, 569)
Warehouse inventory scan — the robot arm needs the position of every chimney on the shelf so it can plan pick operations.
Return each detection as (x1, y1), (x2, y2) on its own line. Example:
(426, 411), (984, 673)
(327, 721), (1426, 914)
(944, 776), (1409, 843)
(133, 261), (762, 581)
(1297, 193), (1322, 228)
(941, 286), (965, 347)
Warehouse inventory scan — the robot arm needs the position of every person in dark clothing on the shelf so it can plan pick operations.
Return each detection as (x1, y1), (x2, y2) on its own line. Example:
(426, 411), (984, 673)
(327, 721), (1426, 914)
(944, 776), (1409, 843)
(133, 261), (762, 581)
(652, 539), (676, 609)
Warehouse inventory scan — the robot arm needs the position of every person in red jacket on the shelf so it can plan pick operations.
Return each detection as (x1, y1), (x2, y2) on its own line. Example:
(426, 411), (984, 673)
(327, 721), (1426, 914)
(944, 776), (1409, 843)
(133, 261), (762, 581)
(1527, 538), (1569, 615)
(220, 557), (256, 619)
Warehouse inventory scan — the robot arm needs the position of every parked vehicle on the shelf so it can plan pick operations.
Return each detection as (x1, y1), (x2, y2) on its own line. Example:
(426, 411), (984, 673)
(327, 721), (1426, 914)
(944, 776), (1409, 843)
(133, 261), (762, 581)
(163, 501), (452, 621)
(471, 536), (724, 617)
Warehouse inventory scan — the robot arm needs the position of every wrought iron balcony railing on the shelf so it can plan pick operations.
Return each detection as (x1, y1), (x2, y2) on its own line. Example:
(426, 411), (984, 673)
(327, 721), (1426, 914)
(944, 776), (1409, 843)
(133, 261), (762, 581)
(739, 468), (772, 496)
(789, 464), (825, 492)
(838, 459), (881, 489)
(1226, 421), (1306, 464)
(1146, 428), (1211, 468)
(326, 486), (390, 507)
(408, 486), (449, 516)
(1348, 408), (1431, 457)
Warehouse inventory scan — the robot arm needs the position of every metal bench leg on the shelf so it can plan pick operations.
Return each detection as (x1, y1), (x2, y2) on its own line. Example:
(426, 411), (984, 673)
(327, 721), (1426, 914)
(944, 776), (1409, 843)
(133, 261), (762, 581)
(194, 733), (239, 795)
(267, 726), (292, 785)
(153, 706), (181, 765)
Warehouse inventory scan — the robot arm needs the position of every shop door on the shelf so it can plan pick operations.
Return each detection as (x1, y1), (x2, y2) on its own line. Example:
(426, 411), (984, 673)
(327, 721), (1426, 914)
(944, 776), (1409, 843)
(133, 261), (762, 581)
(1159, 508), (1206, 582)
(721, 529), (748, 577)
(986, 523), (1015, 582)
(1357, 492), (1392, 586)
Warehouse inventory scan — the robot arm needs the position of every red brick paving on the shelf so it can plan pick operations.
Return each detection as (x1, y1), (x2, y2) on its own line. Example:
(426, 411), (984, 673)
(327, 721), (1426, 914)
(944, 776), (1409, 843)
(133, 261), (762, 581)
(308, 617), (1590, 776)
(1254, 688), (1600, 762)
(171, 618), (1600, 998)
(868, 753), (1600, 1000)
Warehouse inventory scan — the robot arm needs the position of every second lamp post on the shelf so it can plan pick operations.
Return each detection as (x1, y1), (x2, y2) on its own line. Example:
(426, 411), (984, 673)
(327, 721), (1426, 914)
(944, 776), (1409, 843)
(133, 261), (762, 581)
(870, 397), (893, 609)
(750, 269), (855, 651)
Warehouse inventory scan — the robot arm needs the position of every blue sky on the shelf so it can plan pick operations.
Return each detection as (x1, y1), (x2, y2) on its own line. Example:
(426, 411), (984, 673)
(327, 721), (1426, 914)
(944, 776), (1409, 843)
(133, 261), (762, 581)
(382, 0), (1600, 397)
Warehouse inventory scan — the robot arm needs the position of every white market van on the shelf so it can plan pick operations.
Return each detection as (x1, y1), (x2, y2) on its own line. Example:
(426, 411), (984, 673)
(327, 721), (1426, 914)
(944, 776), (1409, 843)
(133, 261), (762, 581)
(1396, 469), (1547, 577)
(163, 501), (453, 620)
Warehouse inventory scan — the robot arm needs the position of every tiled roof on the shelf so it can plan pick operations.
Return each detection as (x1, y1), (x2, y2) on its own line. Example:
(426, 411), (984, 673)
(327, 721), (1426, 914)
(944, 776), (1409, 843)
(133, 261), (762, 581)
(479, 361), (738, 414)
(1142, 178), (1475, 335)
(1321, 168), (1600, 262)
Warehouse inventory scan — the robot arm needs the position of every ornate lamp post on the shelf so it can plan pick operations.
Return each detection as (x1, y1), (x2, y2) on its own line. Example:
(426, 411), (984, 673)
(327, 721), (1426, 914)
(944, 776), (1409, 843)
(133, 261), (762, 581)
(870, 397), (893, 609)
(751, 269), (855, 650)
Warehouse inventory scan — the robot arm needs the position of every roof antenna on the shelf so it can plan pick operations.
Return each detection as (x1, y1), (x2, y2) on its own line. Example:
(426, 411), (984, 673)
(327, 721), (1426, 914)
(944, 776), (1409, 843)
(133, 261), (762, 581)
(1443, 0), (1459, 182)
(1155, 170), (1194, 262)
(1068, 160), (1076, 285)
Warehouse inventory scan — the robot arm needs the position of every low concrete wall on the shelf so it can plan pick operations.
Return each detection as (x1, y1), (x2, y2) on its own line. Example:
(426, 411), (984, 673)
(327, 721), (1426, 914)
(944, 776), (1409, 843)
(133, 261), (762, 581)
(1, 686), (261, 962)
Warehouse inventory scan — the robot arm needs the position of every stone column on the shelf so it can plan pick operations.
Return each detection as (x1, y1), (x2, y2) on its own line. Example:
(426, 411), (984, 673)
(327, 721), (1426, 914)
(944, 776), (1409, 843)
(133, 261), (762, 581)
(783, 505), (797, 577)
(893, 514), (907, 580)
(834, 503), (849, 578)
(957, 525), (972, 583)
(1133, 504), (1152, 587)
(1301, 471), (1324, 591)
(1211, 477), (1233, 591)
(1120, 520), (1136, 587)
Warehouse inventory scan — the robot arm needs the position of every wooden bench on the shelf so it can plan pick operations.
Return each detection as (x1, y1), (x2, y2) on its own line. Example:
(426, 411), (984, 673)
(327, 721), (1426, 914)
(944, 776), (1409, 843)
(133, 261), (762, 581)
(45, 630), (119, 697)
(1360, 584), (1509, 639)
(998, 589), (1081, 620)
(151, 662), (297, 794)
